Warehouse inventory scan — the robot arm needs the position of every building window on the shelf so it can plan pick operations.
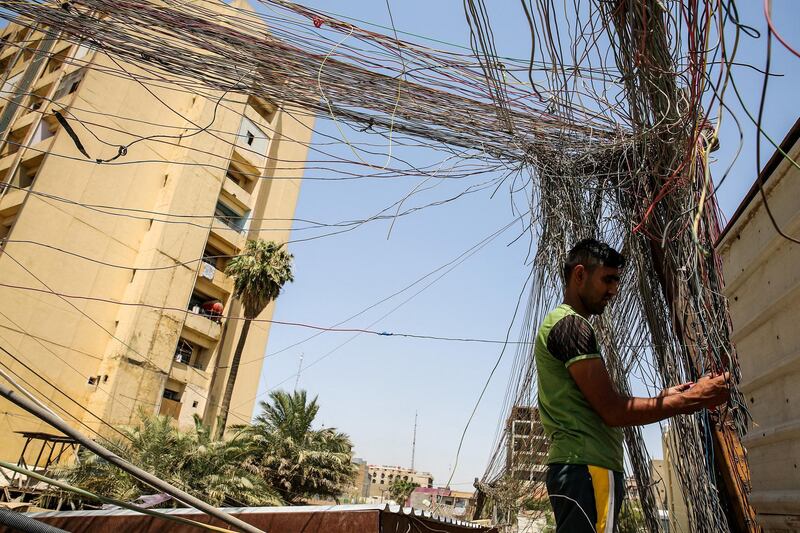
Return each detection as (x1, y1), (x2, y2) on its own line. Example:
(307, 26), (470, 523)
(174, 339), (194, 365)
(237, 116), (269, 156)
(1, 73), (22, 100)
(14, 154), (44, 189)
(214, 200), (249, 234)
(202, 242), (227, 273)
(53, 68), (85, 100)
(74, 41), (94, 61)
(30, 119), (54, 145)
(188, 289), (224, 323)
(163, 388), (180, 401)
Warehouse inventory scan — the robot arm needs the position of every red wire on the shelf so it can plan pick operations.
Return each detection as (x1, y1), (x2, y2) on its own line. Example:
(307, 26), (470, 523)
(764, 0), (800, 59)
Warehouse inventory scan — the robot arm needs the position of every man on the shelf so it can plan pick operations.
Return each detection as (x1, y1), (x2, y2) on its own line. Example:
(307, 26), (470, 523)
(535, 238), (730, 533)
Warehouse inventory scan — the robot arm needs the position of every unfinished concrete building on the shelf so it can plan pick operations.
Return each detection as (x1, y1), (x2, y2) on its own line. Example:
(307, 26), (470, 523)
(505, 406), (548, 483)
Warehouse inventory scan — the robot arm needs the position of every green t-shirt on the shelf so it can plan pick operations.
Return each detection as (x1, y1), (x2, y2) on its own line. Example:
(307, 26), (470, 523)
(534, 304), (623, 472)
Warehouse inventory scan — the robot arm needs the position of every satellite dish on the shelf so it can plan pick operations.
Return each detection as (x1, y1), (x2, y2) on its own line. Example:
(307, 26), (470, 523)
(422, 499), (431, 507)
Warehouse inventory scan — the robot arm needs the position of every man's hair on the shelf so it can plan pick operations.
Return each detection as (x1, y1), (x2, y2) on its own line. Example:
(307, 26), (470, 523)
(563, 238), (625, 283)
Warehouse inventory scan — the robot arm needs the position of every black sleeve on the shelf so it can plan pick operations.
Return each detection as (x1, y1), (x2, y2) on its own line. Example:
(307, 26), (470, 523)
(546, 315), (601, 364)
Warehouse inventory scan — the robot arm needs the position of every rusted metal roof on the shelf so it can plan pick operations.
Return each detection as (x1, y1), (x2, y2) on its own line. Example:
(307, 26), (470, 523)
(9, 504), (497, 533)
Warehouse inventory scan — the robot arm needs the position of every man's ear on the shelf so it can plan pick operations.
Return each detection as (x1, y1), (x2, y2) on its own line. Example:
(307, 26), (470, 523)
(572, 264), (585, 284)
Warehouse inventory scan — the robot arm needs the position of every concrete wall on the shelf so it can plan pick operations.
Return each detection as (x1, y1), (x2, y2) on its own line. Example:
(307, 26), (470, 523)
(716, 124), (800, 532)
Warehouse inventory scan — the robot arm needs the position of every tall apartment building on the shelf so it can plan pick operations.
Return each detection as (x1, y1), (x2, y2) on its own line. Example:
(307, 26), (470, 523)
(367, 465), (434, 498)
(0, 2), (314, 461)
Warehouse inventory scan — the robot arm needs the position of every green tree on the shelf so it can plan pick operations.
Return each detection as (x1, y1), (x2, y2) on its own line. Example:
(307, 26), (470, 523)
(387, 478), (418, 506)
(217, 239), (294, 438)
(617, 498), (645, 533)
(58, 413), (281, 507)
(237, 390), (356, 503)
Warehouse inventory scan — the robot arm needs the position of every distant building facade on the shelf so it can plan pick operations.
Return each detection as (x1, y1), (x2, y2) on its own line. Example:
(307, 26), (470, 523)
(505, 406), (548, 483)
(367, 465), (433, 498)
(650, 427), (690, 533)
(343, 457), (371, 501)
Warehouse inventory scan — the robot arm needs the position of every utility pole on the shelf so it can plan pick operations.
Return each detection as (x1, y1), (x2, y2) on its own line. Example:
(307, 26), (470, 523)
(597, 2), (757, 531)
(294, 352), (303, 391)
(411, 411), (417, 471)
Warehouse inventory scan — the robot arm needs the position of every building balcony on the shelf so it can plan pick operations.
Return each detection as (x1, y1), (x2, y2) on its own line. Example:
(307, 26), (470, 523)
(222, 172), (252, 210)
(12, 110), (38, 131)
(168, 361), (211, 388)
(33, 69), (60, 93)
(0, 185), (25, 217)
(0, 152), (16, 174)
(209, 220), (246, 253)
(159, 398), (182, 421)
(196, 261), (234, 295)
(182, 311), (222, 343)
(0, 46), (16, 62)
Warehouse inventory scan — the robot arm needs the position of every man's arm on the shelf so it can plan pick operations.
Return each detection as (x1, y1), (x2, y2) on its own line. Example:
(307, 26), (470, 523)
(568, 358), (730, 427)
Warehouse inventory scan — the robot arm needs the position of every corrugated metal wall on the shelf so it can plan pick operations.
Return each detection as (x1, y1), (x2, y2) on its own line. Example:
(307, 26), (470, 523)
(717, 129), (800, 533)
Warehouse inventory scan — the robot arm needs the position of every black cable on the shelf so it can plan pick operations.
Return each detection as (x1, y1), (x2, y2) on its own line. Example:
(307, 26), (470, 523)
(755, 27), (800, 245)
(0, 509), (68, 533)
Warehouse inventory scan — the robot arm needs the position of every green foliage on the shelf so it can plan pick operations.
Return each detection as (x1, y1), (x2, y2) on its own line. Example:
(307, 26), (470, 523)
(387, 478), (418, 506)
(57, 413), (282, 507)
(235, 390), (357, 503)
(617, 498), (645, 533)
(225, 239), (293, 319)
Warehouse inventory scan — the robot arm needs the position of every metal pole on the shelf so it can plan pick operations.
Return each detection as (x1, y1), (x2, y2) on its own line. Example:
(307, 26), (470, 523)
(411, 411), (417, 471)
(0, 383), (264, 533)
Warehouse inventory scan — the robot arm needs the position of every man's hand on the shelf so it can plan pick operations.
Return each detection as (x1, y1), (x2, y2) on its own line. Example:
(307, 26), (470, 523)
(680, 372), (731, 412)
(659, 382), (694, 397)
(568, 359), (732, 427)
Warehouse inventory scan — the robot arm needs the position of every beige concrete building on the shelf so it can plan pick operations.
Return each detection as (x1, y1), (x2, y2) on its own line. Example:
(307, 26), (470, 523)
(650, 428), (690, 533)
(716, 118), (800, 532)
(367, 465), (434, 498)
(0, 4), (314, 462)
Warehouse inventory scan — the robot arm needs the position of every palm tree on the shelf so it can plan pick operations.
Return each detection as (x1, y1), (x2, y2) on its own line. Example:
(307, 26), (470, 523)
(237, 390), (357, 503)
(387, 478), (418, 506)
(216, 239), (293, 438)
(55, 413), (282, 507)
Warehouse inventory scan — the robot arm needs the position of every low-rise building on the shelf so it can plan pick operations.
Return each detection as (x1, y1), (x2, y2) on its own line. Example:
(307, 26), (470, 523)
(409, 487), (475, 519)
(367, 465), (433, 498)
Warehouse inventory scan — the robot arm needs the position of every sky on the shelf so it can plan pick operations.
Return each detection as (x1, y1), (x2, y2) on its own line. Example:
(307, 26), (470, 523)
(246, 1), (800, 489)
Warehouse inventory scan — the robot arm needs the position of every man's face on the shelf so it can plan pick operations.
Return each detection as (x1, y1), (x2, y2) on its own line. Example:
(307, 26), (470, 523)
(575, 264), (621, 315)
